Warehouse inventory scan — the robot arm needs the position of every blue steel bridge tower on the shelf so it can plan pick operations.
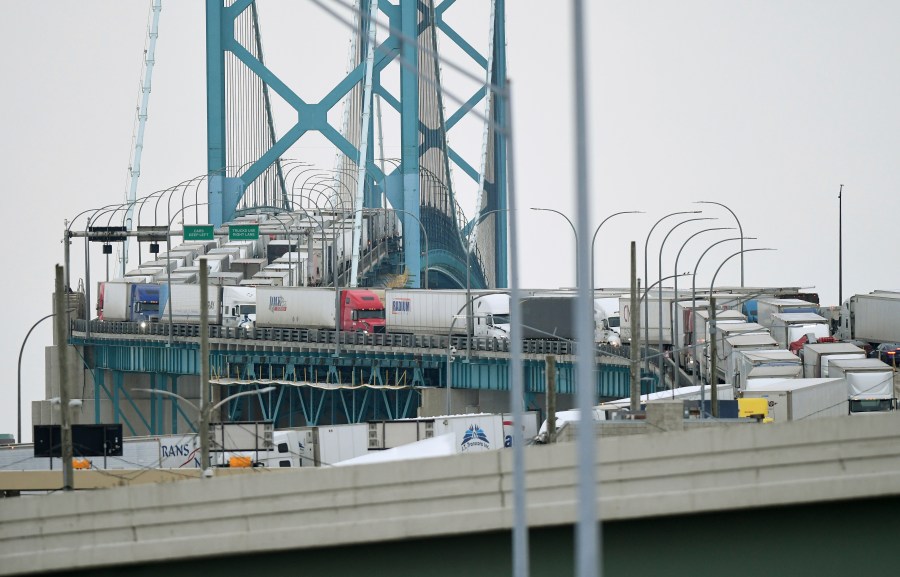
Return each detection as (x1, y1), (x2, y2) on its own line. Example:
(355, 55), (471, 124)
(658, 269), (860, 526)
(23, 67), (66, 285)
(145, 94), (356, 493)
(205, 0), (509, 289)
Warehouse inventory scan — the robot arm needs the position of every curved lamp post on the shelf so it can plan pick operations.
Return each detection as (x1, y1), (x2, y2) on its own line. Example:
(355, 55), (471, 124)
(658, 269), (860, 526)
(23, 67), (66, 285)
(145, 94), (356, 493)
(670, 227), (734, 388)
(690, 237), (756, 391)
(695, 201), (744, 286)
(706, 248), (774, 416)
(531, 207), (576, 284)
(18, 313), (61, 443)
(643, 210), (700, 372)
(656, 217), (714, 387)
(591, 210), (643, 289)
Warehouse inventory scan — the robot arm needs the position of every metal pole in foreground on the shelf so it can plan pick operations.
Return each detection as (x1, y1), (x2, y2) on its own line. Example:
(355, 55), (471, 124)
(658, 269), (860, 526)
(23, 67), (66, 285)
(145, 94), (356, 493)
(630, 242), (640, 412)
(571, 0), (599, 572)
(54, 265), (74, 491)
(199, 257), (210, 474)
(838, 184), (843, 305)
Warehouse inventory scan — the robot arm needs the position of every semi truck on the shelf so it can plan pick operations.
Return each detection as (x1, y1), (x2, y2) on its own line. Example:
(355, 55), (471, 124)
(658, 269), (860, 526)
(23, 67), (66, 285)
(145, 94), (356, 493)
(97, 281), (161, 322)
(836, 291), (900, 345)
(384, 289), (509, 337)
(257, 286), (386, 333)
(800, 342), (867, 378)
(827, 358), (895, 415)
(742, 378), (848, 422)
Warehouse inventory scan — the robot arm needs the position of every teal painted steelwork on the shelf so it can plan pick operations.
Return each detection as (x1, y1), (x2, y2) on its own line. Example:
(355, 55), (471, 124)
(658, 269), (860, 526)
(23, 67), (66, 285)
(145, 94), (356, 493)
(205, 1), (506, 289)
(492, 0), (508, 287)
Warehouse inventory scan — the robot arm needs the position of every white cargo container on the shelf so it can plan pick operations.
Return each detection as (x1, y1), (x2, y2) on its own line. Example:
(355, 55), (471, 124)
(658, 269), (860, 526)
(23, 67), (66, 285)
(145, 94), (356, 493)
(770, 312), (830, 349)
(97, 280), (131, 321)
(743, 378), (848, 421)
(384, 289), (509, 338)
(734, 349), (802, 392)
(755, 298), (819, 330)
(287, 423), (370, 467)
(160, 284), (222, 324)
(619, 292), (676, 344)
(253, 270), (290, 286)
(256, 286), (337, 328)
(208, 271), (244, 286)
(367, 413), (506, 454)
(801, 342), (867, 378)
(723, 334), (779, 384)
(828, 358), (895, 415)
(837, 291), (900, 344)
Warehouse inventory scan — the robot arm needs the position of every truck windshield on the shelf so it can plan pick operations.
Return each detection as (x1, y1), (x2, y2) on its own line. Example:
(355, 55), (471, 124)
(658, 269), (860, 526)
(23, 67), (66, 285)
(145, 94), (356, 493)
(357, 309), (385, 320)
(849, 399), (894, 413)
(607, 316), (620, 329)
(238, 305), (256, 315)
(490, 313), (510, 325)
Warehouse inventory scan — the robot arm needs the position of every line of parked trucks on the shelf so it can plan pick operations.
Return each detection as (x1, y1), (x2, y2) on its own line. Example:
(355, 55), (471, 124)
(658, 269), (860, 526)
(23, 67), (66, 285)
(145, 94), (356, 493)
(0, 413), (540, 472)
(96, 280), (626, 346)
(614, 290), (900, 418)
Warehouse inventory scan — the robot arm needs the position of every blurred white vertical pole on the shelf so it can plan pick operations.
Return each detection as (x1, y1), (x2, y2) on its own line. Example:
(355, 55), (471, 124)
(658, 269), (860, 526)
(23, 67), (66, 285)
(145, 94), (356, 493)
(505, 79), (529, 577)
(571, 0), (600, 576)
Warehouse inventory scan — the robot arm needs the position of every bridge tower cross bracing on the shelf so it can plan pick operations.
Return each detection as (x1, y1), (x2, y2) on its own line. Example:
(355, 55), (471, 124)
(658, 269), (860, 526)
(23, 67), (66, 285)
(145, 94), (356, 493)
(205, 0), (508, 288)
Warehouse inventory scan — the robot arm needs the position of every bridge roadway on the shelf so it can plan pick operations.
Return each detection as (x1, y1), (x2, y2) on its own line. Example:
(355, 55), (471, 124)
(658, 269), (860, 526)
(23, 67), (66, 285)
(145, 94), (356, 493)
(64, 320), (639, 433)
(2, 412), (898, 576)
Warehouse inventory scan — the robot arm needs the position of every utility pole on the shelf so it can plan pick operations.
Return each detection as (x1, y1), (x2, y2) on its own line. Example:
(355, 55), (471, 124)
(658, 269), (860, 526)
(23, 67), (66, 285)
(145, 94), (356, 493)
(54, 265), (74, 490)
(709, 295), (719, 418)
(838, 184), (843, 306)
(199, 257), (211, 474)
(630, 242), (640, 412)
(545, 355), (557, 441)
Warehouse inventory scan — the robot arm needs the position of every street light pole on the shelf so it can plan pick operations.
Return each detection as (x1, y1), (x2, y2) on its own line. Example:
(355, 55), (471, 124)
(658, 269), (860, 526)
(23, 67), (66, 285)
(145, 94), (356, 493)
(530, 207), (577, 283)
(671, 227), (733, 388)
(643, 211), (700, 373)
(657, 217), (713, 388)
(18, 313), (59, 443)
(838, 184), (843, 305)
(696, 201), (745, 287)
(707, 248), (774, 416)
(690, 237), (755, 395)
(591, 210), (643, 289)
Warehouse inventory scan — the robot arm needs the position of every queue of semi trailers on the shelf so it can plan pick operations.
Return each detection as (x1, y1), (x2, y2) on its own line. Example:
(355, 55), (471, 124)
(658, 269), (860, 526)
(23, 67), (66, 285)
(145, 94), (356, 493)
(612, 290), (900, 421)
(0, 413), (540, 472)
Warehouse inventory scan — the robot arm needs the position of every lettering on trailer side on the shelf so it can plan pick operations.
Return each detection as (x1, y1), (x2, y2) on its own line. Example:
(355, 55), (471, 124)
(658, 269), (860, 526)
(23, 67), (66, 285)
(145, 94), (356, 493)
(392, 298), (411, 314)
(269, 296), (287, 312)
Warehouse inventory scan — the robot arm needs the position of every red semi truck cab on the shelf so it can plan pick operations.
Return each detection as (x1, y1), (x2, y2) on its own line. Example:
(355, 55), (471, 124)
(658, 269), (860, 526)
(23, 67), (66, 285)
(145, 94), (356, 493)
(341, 289), (386, 333)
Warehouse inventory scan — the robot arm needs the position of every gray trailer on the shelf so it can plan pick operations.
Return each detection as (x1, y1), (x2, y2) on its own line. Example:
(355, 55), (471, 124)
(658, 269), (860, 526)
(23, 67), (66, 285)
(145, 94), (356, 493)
(743, 378), (848, 422)
(837, 291), (900, 344)
(801, 342), (866, 378)
(828, 358), (895, 415)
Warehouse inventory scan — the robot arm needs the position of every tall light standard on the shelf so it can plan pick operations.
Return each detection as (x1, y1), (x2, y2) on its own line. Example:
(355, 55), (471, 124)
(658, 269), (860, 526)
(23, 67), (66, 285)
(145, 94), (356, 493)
(671, 227), (733, 388)
(636, 273), (694, 393)
(18, 313), (62, 443)
(643, 210), (700, 373)
(706, 248), (774, 416)
(531, 207), (577, 283)
(838, 184), (843, 304)
(591, 210), (643, 289)
(690, 237), (755, 392)
(657, 217), (714, 387)
(695, 201), (745, 286)
(465, 208), (509, 348)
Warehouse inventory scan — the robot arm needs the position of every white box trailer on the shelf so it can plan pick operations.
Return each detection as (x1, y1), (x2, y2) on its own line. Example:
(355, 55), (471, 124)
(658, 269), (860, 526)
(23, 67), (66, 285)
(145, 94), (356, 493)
(253, 270), (290, 286)
(838, 291), (900, 344)
(619, 292), (676, 344)
(770, 312), (831, 349)
(0, 434), (201, 471)
(735, 349), (803, 392)
(756, 298), (819, 330)
(801, 342), (867, 378)
(723, 334), (779, 384)
(98, 280), (132, 321)
(828, 358), (895, 414)
(160, 284), (222, 324)
(284, 424), (370, 467)
(743, 378), (848, 422)
(208, 271), (244, 286)
(367, 413), (507, 454)
(700, 321), (768, 381)
(255, 286), (337, 329)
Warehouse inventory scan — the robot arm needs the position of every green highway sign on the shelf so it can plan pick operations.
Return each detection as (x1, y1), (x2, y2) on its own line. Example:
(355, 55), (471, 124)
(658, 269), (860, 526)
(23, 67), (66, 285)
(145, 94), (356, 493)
(229, 224), (259, 241)
(183, 224), (214, 242)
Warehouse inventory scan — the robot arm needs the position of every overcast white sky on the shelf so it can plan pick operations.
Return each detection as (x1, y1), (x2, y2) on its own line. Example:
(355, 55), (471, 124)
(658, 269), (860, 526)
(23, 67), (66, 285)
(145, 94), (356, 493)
(2, 1), (898, 441)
